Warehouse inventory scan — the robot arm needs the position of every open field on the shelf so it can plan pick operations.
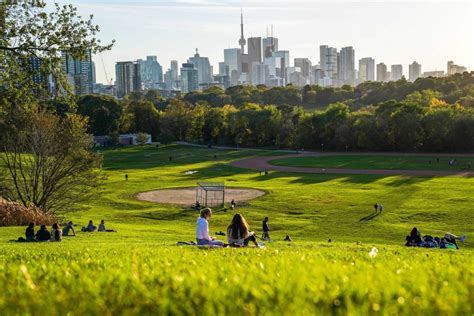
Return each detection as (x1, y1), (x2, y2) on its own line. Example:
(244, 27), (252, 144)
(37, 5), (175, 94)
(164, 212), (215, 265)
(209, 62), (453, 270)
(270, 155), (474, 171)
(1, 145), (473, 314)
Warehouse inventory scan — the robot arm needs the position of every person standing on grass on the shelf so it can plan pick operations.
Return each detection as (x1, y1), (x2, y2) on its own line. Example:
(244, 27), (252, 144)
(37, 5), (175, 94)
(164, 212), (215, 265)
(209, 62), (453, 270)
(50, 223), (62, 242)
(373, 203), (378, 213)
(227, 214), (261, 248)
(125, 174), (128, 181)
(196, 208), (224, 246)
(231, 199), (236, 210)
(262, 217), (271, 241)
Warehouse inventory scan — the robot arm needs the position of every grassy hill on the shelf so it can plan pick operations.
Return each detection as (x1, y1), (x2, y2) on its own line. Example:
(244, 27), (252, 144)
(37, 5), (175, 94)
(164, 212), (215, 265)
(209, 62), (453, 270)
(0, 145), (472, 314)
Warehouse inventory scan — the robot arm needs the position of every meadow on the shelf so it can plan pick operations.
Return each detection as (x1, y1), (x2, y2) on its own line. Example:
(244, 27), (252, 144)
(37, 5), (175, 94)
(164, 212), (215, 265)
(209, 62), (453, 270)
(269, 155), (473, 171)
(0, 145), (473, 315)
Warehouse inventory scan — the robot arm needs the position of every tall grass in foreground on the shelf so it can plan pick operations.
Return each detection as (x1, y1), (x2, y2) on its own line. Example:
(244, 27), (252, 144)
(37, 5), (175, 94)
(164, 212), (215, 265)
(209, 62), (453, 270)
(0, 243), (472, 315)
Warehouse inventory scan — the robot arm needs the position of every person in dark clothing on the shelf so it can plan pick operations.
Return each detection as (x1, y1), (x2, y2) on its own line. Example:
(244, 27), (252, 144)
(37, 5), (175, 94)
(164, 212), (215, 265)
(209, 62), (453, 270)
(25, 222), (36, 241)
(36, 225), (51, 242)
(405, 227), (422, 246)
(230, 199), (236, 210)
(262, 217), (271, 241)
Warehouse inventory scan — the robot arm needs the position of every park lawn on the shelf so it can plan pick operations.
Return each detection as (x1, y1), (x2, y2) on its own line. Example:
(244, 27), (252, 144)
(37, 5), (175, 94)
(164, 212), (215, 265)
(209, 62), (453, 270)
(1, 144), (473, 314)
(269, 155), (474, 171)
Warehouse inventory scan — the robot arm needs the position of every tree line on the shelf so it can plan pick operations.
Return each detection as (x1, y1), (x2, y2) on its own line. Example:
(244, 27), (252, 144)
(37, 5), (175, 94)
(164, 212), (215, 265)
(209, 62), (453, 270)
(75, 74), (474, 152)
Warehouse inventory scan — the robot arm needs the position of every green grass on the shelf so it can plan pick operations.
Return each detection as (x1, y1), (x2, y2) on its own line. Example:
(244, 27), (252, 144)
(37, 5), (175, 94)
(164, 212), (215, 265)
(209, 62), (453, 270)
(270, 155), (474, 171)
(1, 145), (473, 314)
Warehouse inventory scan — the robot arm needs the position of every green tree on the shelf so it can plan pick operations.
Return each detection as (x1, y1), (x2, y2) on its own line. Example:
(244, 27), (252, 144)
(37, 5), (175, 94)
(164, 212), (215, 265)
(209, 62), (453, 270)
(77, 95), (123, 135)
(0, 108), (103, 212)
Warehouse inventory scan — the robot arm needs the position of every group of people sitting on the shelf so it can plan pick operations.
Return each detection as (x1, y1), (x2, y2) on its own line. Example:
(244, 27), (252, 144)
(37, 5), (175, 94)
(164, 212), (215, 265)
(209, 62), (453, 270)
(195, 208), (269, 248)
(406, 227), (466, 249)
(81, 220), (111, 232)
(17, 219), (112, 242)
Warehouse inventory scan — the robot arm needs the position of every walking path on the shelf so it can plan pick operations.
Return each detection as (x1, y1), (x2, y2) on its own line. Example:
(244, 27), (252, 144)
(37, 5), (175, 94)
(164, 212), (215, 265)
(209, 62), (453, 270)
(230, 153), (474, 177)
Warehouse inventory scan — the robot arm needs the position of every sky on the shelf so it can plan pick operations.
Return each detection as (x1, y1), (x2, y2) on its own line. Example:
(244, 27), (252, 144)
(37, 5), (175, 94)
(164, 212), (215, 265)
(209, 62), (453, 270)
(46, 0), (474, 84)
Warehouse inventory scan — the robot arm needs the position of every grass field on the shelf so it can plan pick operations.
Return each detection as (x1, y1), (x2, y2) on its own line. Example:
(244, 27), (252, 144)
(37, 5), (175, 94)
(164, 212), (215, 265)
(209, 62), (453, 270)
(1, 145), (473, 314)
(270, 155), (474, 171)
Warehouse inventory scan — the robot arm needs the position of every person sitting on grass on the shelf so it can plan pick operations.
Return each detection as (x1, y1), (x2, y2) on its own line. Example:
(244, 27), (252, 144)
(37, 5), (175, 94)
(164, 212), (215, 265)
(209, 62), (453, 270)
(50, 223), (62, 242)
(196, 208), (224, 247)
(25, 222), (36, 242)
(36, 225), (51, 242)
(405, 227), (422, 246)
(227, 214), (261, 248)
(98, 220), (106, 232)
(63, 221), (76, 237)
(82, 220), (97, 232)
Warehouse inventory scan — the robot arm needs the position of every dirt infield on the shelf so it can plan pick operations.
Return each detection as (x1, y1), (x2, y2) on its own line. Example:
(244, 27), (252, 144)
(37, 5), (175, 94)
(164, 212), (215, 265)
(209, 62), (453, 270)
(136, 187), (267, 206)
(230, 154), (474, 177)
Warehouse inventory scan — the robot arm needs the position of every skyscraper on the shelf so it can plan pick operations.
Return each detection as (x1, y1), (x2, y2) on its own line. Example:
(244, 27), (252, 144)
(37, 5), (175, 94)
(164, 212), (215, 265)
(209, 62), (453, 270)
(320, 45), (338, 86)
(262, 37), (279, 58)
(137, 56), (163, 89)
(251, 62), (270, 86)
(248, 37), (262, 64)
(62, 51), (94, 95)
(224, 48), (242, 85)
(337, 47), (355, 86)
(294, 58), (312, 78)
(188, 49), (212, 85)
(391, 64), (403, 81)
(273, 50), (289, 83)
(358, 58), (375, 82)
(180, 63), (198, 93)
(115, 61), (141, 98)
(376, 63), (388, 82)
(409, 61), (422, 82)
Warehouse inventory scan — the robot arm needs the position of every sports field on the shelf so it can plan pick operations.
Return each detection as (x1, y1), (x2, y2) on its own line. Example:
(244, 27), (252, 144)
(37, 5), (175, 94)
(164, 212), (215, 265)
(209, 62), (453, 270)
(0, 145), (473, 314)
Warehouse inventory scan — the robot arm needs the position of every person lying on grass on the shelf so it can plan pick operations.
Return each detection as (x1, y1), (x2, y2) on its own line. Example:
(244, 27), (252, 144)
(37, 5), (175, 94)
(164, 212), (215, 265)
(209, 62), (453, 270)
(196, 208), (224, 247)
(227, 214), (262, 248)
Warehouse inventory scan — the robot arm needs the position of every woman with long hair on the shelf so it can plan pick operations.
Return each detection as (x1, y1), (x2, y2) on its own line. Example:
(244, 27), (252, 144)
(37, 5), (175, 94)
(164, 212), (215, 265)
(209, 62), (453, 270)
(196, 208), (224, 246)
(227, 214), (261, 247)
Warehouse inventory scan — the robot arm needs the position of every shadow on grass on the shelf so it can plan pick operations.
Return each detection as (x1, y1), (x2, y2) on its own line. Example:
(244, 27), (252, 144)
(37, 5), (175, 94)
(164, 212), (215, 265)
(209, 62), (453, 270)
(360, 210), (383, 222)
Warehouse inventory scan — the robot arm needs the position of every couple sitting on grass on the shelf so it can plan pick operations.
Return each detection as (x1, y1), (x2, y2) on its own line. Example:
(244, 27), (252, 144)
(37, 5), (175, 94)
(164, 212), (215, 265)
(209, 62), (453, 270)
(196, 208), (262, 248)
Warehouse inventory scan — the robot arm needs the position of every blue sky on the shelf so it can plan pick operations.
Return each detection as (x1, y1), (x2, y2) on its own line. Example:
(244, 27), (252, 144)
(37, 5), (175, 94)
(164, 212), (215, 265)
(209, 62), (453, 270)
(47, 0), (473, 84)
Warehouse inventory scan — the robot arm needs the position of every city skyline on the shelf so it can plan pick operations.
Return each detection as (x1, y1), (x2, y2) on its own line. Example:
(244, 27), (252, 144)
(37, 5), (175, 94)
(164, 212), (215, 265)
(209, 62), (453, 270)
(46, 0), (474, 84)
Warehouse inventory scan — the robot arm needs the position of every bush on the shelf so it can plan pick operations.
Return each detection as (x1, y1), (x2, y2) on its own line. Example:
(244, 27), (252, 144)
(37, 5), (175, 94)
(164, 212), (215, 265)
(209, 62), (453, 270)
(0, 199), (56, 226)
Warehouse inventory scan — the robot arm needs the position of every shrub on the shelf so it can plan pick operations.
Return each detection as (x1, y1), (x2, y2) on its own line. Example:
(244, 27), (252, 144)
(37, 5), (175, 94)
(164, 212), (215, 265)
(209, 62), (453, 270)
(0, 198), (57, 226)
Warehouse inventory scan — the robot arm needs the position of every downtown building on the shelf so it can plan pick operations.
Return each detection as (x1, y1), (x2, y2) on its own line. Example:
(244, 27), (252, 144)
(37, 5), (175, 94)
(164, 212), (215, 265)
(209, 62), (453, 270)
(358, 57), (375, 82)
(62, 51), (95, 95)
(115, 61), (141, 99)
(188, 49), (213, 89)
(137, 56), (163, 89)
(180, 63), (198, 93)
(376, 62), (388, 82)
(391, 64), (403, 81)
(409, 61), (422, 82)
(319, 45), (338, 86)
(337, 47), (355, 86)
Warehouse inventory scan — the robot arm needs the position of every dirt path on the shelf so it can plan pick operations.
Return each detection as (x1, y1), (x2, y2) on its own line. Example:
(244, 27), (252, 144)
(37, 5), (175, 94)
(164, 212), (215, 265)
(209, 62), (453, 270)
(230, 153), (474, 177)
(136, 187), (267, 206)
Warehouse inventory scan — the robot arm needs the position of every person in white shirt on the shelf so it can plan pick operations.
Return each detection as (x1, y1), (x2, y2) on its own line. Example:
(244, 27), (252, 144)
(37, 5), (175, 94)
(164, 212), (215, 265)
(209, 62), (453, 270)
(196, 208), (224, 246)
